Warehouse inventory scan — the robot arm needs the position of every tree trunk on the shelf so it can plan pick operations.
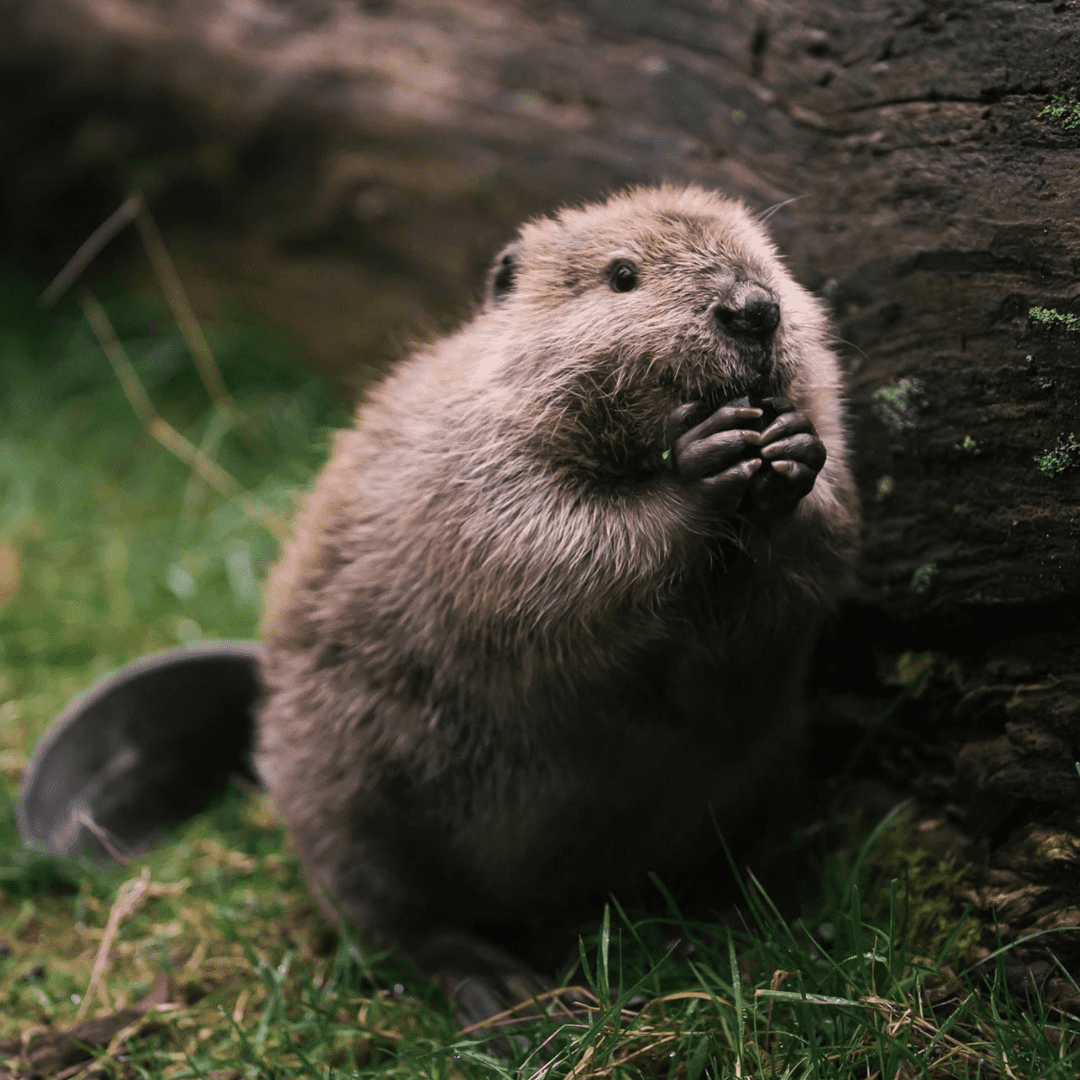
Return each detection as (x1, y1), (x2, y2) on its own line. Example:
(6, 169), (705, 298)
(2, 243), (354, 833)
(2, 0), (1078, 978)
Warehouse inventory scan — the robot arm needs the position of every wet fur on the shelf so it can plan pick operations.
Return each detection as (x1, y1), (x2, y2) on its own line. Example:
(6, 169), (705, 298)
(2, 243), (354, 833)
(256, 185), (859, 1013)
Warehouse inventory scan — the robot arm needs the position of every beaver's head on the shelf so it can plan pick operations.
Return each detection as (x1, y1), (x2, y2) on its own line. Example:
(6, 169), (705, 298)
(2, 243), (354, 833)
(483, 184), (830, 414)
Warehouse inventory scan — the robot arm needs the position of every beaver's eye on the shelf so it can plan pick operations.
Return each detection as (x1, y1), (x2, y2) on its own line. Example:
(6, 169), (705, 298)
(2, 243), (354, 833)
(608, 260), (638, 293)
(490, 247), (519, 301)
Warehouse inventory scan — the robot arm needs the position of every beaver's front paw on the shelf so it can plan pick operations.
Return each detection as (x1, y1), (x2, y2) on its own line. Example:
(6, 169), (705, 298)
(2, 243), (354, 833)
(666, 402), (764, 514)
(747, 399), (827, 515)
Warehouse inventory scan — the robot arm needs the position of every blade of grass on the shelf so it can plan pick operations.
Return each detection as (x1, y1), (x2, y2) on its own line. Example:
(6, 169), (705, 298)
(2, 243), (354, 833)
(597, 903), (611, 1005)
(726, 928), (745, 1070)
(133, 200), (238, 418)
(40, 195), (143, 308)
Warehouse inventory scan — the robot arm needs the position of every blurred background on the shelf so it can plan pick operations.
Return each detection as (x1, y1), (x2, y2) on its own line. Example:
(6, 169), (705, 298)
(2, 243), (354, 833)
(0, 0), (1079, 993)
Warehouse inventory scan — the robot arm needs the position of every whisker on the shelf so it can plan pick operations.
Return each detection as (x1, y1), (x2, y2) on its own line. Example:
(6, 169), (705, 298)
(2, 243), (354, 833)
(835, 336), (872, 368)
(757, 195), (807, 222)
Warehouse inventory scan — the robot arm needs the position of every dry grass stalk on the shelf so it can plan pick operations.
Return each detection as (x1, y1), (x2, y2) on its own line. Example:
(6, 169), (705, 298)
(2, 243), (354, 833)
(353, 1000), (405, 1045)
(74, 810), (131, 866)
(57, 1007), (181, 1080)
(563, 1043), (595, 1080)
(79, 871), (152, 1019)
(39, 191), (238, 425)
(77, 287), (288, 541)
(39, 196), (143, 309)
(590, 1032), (679, 1078)
(43, 193), (267, 507)
(180, 407), (233, 529)
(78, 870), (190, 1020)
(455, 985), (603, 1036)
(132, 201), (240, 421)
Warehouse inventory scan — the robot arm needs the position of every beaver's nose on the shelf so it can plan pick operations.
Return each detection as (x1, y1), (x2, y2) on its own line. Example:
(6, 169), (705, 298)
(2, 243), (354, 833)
(713, 284), (780, 341)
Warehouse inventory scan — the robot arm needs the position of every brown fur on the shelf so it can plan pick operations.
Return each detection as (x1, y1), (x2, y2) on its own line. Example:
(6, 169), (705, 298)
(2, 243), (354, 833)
(256, 185), (859, 1015)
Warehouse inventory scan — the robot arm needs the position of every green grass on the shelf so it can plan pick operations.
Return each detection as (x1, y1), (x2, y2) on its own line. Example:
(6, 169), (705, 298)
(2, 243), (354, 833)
(1, 274), (1079, 1077)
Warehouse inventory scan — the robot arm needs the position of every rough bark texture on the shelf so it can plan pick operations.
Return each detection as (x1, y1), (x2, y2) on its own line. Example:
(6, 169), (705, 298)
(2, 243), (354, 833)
(1, 0), (1078, 978)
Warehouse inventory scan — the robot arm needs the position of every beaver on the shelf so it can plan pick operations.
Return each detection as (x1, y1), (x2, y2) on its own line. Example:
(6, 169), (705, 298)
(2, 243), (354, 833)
(255, 184), (860, 1024)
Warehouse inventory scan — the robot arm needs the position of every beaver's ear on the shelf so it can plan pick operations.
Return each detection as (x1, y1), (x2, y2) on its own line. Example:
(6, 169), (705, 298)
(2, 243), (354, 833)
(487, 243), (521, 302)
